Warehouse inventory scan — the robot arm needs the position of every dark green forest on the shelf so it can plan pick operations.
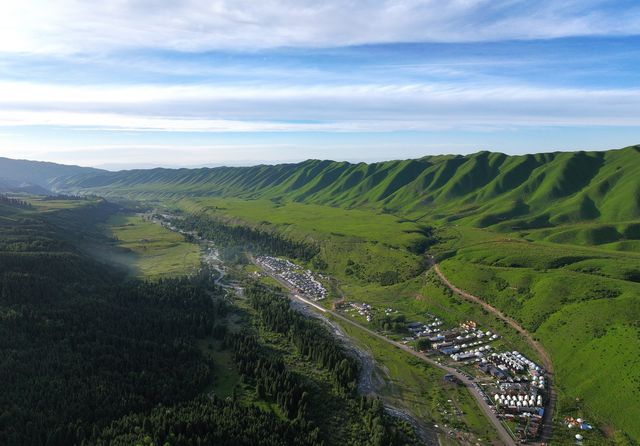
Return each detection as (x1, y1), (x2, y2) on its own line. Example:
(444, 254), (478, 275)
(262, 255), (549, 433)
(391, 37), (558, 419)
(0, 200), (226, 445)
(177, 212), (320, 263)
(245, 283), (359, 395)
(0, 199), (418, 446)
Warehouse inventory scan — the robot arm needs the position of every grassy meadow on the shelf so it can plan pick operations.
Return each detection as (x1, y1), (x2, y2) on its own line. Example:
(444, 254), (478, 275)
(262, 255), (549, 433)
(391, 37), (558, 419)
(24, 195), (100, 211)
(105, 213), (201, 278)
(47, 146), (640, 443)
(168, 195), (639, 444)
(174, 196), (427, 284)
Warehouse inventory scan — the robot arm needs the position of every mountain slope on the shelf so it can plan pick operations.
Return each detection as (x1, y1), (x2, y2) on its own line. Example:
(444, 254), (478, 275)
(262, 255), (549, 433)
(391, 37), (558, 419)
(0, 156), (102, 191)
(54, 145), (640, 244)
(10, 146), (640, 442)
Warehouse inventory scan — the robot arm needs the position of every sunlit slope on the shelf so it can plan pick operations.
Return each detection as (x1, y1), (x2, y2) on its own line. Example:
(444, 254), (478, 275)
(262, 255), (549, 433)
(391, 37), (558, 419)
(55, 146), (640, 239)
(436, 237), (640, 442)
(47, 146), (640, 441)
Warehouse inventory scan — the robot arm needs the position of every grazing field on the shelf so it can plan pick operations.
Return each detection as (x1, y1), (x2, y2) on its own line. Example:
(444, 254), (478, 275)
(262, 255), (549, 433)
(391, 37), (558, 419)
(25, 196), (97, 211)
(438, 237), (640, 443)
(105, 213), (200, 278)
(45, 145), (640, 443)
(335, 317), (501, 445)
(176, 197), (423, 245)
(173, 196), (428, 285)
(171, 197), (640, 443)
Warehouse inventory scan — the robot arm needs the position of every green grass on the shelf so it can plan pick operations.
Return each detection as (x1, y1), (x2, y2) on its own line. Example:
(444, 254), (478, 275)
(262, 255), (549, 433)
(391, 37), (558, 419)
(105, 213), (200, 278)
(46, 144), (640, 443)
(178, 197), (423, 245)
(25, 196), (98, 211)
(436, 236), (640, 442)
(333, 314), (501, 444)
(198, 339), (239, 399)
(174, 196), (427, 285)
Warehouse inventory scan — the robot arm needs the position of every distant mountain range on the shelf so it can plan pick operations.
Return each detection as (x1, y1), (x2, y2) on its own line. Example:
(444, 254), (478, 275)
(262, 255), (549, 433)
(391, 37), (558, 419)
(3, 145), (639, 233)
(0, 157), (102, 194)
(45, 145), (640, 230)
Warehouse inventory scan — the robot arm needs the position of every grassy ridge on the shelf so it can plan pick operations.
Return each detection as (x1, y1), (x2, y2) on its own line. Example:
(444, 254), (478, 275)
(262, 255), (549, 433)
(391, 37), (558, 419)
(39, 145), (640, 441)
(54, 146), (640, 241)
(437, 238), (640, 442)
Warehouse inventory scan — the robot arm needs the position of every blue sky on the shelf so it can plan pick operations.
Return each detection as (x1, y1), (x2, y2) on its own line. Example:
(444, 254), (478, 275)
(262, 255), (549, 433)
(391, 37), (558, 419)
(0, 1), (639, 169)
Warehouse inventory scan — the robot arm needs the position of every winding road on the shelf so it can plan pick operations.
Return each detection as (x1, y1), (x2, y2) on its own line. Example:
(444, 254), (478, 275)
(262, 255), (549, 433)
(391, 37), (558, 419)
(256, 260), (518, 446)
(429, 257), (556, 444)
(159, 214), (554, 444)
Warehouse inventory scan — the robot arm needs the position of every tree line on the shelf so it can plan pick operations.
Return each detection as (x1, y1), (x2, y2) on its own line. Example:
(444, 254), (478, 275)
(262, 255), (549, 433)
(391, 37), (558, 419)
(178, 212), (320, 263)
(0, 194), (32, 208)
(246, 282), (359, 394)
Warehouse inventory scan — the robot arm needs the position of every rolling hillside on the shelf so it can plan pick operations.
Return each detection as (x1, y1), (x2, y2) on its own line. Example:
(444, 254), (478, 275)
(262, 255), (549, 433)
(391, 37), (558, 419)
(0, 156), (101, 192)
(52, 146), (640, 247)
(7, 145), (640, 442)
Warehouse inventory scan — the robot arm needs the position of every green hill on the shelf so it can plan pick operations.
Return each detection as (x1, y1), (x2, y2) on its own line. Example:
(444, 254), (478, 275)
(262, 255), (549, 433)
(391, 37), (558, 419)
(8, 145), (640, 442)
(53, 146), (640, 244)
(0, 156), (101, 192)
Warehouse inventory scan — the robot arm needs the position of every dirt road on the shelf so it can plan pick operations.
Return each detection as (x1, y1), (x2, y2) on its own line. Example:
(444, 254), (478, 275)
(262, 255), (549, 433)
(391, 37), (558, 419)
(258, 263), (517, 446)
(429, 257), (556, 443)
(290, 298), (439, 445)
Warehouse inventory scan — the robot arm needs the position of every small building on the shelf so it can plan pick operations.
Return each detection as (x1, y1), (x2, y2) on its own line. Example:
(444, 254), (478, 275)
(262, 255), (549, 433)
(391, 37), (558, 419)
(443, 374), (462, 385)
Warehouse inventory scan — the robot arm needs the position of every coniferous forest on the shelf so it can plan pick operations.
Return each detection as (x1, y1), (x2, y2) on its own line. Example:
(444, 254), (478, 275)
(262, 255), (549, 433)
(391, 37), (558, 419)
(178, 212), (320, 263)
(0, 199), (419, 446)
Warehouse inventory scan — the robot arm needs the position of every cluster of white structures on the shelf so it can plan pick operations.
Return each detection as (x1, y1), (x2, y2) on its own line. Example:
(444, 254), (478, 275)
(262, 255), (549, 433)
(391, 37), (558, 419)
(426, 323), (500, 360)
(484, 350), (547, 425)
(348, 302), (373, 321)
(450, 345), (493, 361)
(407, 317), (444, 337)
(491, 351), (543, 377)
(493, 392), (543, 409)
(256, 256), (327, 300)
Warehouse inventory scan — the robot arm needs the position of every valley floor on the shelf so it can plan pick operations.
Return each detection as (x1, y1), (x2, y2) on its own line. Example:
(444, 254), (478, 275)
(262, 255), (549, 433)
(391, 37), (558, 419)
(163, 196), (639, 445)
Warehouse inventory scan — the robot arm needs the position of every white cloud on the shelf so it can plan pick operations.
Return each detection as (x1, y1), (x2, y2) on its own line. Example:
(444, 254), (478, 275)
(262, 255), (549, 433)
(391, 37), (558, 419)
(0, 1), (638, 54)
(0, 80), (639, 132)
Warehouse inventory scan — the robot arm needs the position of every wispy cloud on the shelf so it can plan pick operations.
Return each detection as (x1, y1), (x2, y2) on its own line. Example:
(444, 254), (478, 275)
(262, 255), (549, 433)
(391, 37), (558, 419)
(0, 1), (639, 54)
(0, 81), (639, 132)
(0, 1), (638, 165)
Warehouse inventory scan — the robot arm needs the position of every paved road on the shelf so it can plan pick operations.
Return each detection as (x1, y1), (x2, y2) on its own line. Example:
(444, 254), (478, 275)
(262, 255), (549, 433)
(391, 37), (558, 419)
(290, 297), (440, 445)
(430, 257), (556, 444)
(256, 262), (517, 446)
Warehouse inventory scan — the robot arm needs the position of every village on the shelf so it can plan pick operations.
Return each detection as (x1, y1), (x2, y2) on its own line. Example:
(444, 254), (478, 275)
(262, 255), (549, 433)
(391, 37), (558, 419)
(148, 215), (571, 444)
(337, 301), (551, 442)
(255, 255), (328, 301)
